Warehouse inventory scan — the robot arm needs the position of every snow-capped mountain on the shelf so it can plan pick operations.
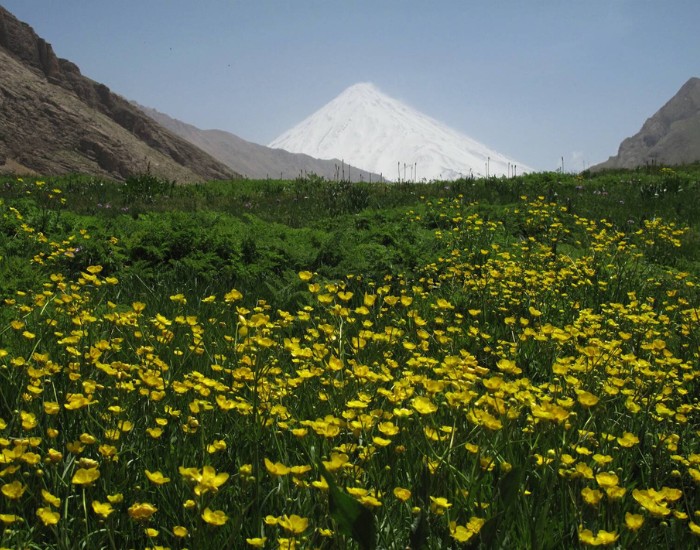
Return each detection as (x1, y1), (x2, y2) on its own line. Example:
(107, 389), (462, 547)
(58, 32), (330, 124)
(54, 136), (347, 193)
(269, 82), (532, 181)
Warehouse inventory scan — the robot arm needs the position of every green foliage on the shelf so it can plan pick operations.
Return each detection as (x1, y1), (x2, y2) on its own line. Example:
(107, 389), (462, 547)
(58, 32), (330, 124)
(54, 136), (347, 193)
(123, 172), (174, 204)
(318, 460), (377, 550)
(2, 167), (700, 309)
(0, 166), (699, 548)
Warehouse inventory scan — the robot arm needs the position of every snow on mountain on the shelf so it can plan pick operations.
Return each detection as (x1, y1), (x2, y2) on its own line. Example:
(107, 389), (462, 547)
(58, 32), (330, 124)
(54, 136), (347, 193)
(269, 82), (532, 181)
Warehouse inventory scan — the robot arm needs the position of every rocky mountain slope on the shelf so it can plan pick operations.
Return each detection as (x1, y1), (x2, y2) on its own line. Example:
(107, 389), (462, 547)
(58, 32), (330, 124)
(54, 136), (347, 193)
(593, 77), (700, 170)
(0, 6), (236, 182)
(270, 83), (532, 181)
(137, 105), (380, 181)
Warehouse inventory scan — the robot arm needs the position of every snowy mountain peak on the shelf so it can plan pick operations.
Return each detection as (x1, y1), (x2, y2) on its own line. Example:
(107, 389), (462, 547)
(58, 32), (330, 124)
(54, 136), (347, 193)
(341, 81), (380, 95)
(269, 82), (532, 181)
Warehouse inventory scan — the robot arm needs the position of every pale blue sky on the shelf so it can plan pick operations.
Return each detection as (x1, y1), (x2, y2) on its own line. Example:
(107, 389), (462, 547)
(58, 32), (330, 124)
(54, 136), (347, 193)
(3, 1), (699, 171)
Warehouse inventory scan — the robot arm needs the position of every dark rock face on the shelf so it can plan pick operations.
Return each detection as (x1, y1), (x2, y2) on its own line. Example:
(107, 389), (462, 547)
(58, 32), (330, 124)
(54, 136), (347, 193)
(0, 6), (236, 181)
(593, 78), (700, 170)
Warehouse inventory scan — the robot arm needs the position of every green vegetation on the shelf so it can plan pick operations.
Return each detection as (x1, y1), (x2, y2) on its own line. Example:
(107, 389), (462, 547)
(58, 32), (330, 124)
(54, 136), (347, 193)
(0, 166), (699, 549)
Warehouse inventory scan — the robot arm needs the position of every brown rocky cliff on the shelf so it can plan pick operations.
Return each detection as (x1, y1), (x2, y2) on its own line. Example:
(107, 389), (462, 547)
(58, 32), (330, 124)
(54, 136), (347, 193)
(592, 77), (700, 170)
(0, 6), (237, 181)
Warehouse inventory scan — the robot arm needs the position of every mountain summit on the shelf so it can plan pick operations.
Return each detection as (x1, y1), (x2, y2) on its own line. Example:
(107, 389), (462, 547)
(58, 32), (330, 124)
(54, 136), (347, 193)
(270, 83), (531, 181)
(593, 77), (700, 170)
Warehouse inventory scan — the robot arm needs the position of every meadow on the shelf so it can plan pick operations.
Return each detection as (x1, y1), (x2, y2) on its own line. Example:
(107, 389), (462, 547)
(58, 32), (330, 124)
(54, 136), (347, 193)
(0, 166), (699, 549)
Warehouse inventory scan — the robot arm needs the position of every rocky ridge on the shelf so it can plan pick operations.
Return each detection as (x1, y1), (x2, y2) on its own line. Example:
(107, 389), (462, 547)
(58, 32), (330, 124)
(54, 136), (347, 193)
(593, 77), (700, 170)
(0, 6), (236, 181)
(136, 104), (381, 181)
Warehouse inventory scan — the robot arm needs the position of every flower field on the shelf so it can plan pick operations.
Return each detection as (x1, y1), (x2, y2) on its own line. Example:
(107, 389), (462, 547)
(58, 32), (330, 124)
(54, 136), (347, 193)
(1, 172), (699, 549)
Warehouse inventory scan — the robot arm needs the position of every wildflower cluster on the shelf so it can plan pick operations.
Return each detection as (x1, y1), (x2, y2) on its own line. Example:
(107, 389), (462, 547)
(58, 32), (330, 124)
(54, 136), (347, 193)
(0, 190), (698, 549)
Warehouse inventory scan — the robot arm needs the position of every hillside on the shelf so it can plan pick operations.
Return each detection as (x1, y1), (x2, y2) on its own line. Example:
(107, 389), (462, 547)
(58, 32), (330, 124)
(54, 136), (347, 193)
(593, 77), (700, 170)
(137, 104), (381, 181)
(0, 6), (236, 182)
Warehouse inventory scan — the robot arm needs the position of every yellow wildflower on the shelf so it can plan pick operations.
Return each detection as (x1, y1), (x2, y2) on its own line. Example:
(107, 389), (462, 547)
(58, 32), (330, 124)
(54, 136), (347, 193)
(595, 472), (619, 488)
(145, 470), (171, 485)
(72, 467), (100, 486)
(617, 432), (640, 447)
(36, 507), (60, 526)
(278, 514), (309, 534)
(264, 457), (291, 476)
(581, 487), (604, 506)
(576, 390), (600, 408)
(429, 496), (452, 515)
(41, 489), (61, 507)
(224, 289), (243, 302)
(412, 396), (438, 415)
(194, 465), (229, 495)
(451, 517), (485, 543)
(128, 502), (157, 521)
(624, 512), (644, 531)
(0, 514), (22, 524)
(2, 480), (27, 500)
(201, 507), (228, 526)
(92, 500), (115, 518)
(578, 527), (619, 546)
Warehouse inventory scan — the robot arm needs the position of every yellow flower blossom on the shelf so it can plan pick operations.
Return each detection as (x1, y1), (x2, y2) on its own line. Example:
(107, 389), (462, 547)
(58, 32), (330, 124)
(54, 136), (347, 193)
(451, 517), (485, 543)
(36, 507), (60, 526)
(145, 470), (171, 485)
(264, 457), (291, 476)
(578, 527), (619, 546)
(2, 480), (27, 500)
(201, 507), (228, 526)
(92, 501), (115, 518)
(128, 502), (157, 521)
(278, 514), (309, 534)
(224, 289), (243, 302)
(72, 467), (100, 486)
(617, 432), (640, 447)
(632, 489), (671, 517)
(576, 390), (600, 408)
(196, 465), (229, 495)
(430, 496), (452, 515)
(581, 487), (604, 506)
(0, 514), (22, 524)
(595, 472), (619, 488)
(41, 489), (61, 507)
(625, 512), (644, 531)
(412, 396), (438, 415)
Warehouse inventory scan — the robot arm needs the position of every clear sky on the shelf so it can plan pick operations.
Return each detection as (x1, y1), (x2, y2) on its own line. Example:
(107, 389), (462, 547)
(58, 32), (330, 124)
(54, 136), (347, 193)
(3, 0), (699, 172)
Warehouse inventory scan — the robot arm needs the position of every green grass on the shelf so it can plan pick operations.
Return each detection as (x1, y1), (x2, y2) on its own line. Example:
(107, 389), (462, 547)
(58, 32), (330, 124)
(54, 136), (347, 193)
(0, 167), (699, 549)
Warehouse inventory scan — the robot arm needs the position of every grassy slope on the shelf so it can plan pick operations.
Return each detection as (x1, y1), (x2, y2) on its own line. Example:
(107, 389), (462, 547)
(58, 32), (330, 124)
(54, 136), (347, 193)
(0, 166), (699, 548)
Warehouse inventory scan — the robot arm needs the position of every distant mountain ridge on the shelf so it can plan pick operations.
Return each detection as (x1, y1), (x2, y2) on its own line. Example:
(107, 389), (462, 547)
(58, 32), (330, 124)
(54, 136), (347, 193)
(136, 104), (381, 181)
(270, 82), (532, 181)
(0, 6), (236, 181)
(593, 77), (700, 170)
